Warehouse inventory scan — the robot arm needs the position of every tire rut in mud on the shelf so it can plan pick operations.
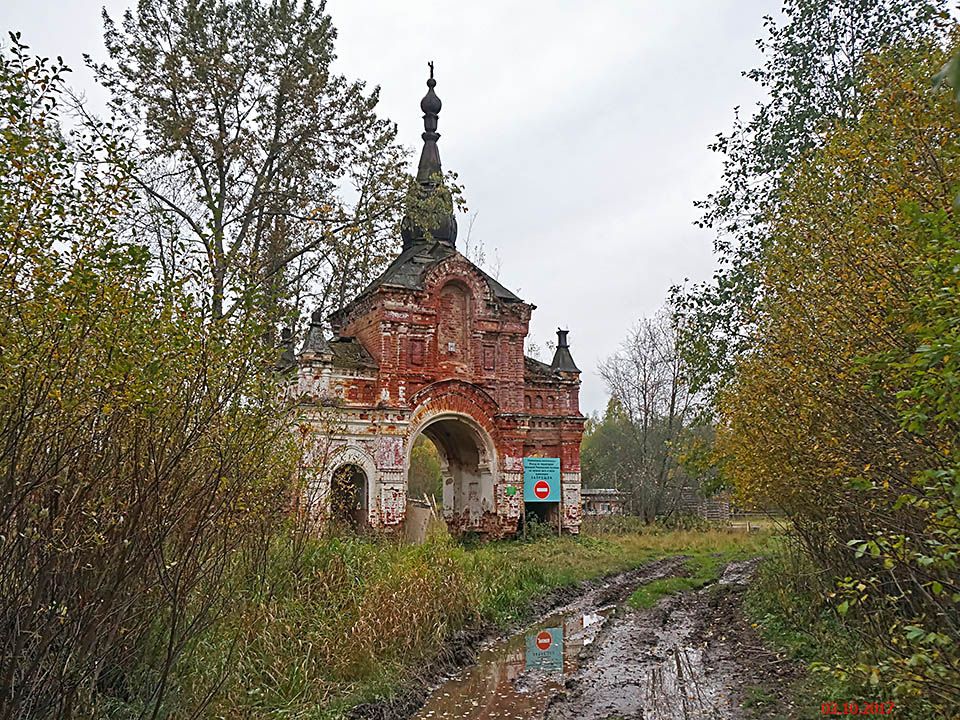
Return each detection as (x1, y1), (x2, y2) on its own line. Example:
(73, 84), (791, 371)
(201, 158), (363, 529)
(546, 559), (802, 720)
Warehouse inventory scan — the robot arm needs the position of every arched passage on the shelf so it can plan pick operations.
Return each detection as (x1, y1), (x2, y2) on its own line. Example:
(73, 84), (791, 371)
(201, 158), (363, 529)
(408, 414), (496, 534)
(330, 463), (368, 529)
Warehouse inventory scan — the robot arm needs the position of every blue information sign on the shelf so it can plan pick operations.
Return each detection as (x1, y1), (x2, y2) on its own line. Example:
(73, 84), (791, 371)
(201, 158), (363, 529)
(523, 457), (561, 502)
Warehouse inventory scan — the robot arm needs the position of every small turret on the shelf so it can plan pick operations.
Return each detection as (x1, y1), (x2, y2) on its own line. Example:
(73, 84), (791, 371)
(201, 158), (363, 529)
(299, 308), (332, 359)
(550, 328), (580, 373)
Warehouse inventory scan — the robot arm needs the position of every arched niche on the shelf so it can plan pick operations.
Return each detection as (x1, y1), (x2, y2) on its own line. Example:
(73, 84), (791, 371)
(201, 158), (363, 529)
(437, 281), (471, 371)
(320, 445), (378, 528)
(329, 463), (368, 529)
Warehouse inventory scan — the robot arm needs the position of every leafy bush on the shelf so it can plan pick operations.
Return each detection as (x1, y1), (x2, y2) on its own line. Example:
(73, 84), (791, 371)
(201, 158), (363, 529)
(0, 36), (297, 718)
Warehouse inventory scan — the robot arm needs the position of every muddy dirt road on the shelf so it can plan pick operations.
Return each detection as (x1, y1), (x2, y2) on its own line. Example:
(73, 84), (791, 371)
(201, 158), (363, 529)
(408, 557), (799, 720)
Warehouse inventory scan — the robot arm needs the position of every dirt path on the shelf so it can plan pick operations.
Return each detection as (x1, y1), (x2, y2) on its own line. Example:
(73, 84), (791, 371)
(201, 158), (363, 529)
(351, 558), (687, 720)
(359, 556), (799, 720)
(546, 559), (801, 720)
(408, 558), (688, 720)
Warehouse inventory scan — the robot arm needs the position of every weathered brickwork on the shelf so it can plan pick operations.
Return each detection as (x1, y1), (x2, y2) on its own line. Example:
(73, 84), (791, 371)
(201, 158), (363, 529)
(288, 69), (584, 538)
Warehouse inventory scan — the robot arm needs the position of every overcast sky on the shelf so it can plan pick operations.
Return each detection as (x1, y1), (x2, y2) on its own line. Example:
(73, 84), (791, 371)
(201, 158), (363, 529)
(3, 1), (779, 414)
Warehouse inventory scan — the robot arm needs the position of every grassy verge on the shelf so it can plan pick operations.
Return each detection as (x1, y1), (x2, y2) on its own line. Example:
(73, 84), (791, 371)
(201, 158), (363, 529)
(627, 548), (749, 609)
(156, 526), (769, 718)
(742, 542), (940, 720)
(473, 526), (770, 623)
(742, 543), (857, 720)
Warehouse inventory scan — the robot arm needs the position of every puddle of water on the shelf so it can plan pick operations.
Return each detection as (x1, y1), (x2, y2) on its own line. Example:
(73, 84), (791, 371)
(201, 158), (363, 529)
(414, 606), (613, 720)
(632, 619), (731, 720)
(717, 559), (757, 586)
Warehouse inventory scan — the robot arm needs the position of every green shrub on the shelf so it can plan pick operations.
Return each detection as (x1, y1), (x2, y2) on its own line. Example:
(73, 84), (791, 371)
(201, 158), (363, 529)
(744, 542), (942, 719)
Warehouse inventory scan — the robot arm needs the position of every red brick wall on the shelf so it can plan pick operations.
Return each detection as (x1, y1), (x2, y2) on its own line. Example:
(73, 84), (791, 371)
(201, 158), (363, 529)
(335, 252), (583, 493)
(338, 256), (534, 414)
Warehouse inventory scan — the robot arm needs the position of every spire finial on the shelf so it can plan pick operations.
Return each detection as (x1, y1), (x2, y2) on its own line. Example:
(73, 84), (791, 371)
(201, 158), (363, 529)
(420, 64), (441, 129)
(400, 62), (458, 250)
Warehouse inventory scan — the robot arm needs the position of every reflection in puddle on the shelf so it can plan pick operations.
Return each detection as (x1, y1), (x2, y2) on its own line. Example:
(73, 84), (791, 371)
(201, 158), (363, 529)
(414, 608), (612, 720)
(640, 635), (718, 720)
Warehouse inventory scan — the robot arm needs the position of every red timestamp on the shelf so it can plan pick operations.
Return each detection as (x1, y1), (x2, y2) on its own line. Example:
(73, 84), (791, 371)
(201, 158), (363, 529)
(821, 701), (896, 715)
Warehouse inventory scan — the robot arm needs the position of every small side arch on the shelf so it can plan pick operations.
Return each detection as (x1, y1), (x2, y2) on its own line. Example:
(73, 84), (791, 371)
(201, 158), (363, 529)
(323, 445), (378, 527)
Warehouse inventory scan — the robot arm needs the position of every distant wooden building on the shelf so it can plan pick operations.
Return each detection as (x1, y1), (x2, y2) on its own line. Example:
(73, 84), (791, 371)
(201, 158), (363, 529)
(678, 487), (731, 522)
(581, 489), (627, 517)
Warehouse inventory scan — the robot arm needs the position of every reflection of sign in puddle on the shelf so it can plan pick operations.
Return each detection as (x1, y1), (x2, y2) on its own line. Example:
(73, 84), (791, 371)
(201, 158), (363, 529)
(525, 626), (562, 674)
(414, 610), (610, 720)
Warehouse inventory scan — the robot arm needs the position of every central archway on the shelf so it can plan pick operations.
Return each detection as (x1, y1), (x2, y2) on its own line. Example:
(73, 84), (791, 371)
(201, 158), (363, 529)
(408, 413), (496, 534)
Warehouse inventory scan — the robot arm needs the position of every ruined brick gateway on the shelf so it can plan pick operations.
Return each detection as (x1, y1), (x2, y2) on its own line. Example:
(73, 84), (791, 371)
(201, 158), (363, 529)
(289, 68), (584, 538)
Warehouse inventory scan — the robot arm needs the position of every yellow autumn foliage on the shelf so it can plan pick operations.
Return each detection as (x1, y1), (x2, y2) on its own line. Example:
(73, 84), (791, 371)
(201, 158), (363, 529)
(720, 42), (955, 519)
(717, 39), (960, 709)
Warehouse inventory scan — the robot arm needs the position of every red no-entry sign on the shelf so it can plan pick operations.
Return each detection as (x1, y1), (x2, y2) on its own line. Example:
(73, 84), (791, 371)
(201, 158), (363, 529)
(533, 480), (551, 500)
(535, 630), (552, 651)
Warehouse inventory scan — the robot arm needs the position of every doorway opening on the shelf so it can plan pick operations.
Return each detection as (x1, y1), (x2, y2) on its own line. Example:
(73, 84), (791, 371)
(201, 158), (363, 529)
(408, 435), (443, 506)
(330, 463), (368, 529)
(522, 502), (560, 535)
